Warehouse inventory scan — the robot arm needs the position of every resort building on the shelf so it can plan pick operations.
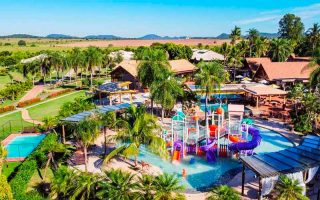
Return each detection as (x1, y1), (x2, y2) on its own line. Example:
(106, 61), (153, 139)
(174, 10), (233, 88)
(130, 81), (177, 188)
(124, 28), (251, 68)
(191, 49), (224, 62)
(109, 50), (134, 60)
(243, 57), (272, 77)
(110, 59), (196, 90)
(253, 61), (314, 89)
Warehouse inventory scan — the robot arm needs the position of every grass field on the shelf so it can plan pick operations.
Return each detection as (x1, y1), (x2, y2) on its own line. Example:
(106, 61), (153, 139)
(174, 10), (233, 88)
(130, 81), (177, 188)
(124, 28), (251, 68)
(2, 161), (21, 178)
(28, 90), (86, 121)
(0, 72), (25, 90)
(0, 111), (34, 141)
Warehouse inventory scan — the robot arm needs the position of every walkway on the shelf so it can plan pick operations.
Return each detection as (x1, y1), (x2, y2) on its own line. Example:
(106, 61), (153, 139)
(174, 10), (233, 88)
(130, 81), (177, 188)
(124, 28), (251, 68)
(19, 85), (44, 102)
(20, 108), (43, 125)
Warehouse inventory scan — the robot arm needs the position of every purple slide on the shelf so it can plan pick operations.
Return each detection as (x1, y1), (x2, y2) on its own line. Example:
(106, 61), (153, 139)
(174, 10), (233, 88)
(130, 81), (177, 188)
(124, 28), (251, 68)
(228, 126), (262, 152)
(200, 139), (217, 162)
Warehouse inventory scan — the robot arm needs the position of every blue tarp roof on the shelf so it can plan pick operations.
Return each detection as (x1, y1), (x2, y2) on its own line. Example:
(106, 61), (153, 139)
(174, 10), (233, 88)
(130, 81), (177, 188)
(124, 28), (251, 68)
(61, 103), (133, 123)
(240, 135), (320, 178)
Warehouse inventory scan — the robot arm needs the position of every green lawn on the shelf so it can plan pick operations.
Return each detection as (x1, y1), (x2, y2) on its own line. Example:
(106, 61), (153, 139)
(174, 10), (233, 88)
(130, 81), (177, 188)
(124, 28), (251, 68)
(2, 161), (21, 178)
(0, 111), (34, 141)
(28, 90), (86, 121)
(0, 72), (25, 90)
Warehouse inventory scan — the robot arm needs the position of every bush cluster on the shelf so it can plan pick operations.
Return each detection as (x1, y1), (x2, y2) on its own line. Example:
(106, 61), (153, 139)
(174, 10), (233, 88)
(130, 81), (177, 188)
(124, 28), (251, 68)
(0, 105), (15, 113)
(17, 97), (41, 108)
(9, 134), (55, 200)
(47, 88), (72, 98)
(0, 81), (33, 100)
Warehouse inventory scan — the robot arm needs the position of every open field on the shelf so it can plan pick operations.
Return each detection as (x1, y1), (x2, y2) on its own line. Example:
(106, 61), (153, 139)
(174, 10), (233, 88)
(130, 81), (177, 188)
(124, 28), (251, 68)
(59, 39), (230, 48)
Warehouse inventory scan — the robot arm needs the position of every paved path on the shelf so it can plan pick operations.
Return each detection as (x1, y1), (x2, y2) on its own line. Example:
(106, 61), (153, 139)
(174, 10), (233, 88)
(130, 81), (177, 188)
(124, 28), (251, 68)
(19, 85), (44, 102)
(20, 108), (43, 125)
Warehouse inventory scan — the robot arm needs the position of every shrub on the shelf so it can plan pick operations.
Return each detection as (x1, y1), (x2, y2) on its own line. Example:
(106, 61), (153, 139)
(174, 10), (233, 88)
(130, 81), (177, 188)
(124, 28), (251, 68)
(9, 134), (55, 200)
(47, 88), (72, 98)
(17, 97), (41, 108)
(17, 40), (26, 46)
(0, 105), (15, 114)
(4, 43), (11, 46)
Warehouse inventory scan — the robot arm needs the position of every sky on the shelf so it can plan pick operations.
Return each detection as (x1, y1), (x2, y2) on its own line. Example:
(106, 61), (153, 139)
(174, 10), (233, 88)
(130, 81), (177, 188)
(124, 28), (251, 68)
(0, 0), (319, 37)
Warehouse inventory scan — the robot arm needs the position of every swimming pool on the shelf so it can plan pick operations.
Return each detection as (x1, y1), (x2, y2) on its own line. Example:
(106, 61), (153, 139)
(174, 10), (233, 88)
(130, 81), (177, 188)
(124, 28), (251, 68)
(5, 134), (45, 159)
(137, 127), (293, 191)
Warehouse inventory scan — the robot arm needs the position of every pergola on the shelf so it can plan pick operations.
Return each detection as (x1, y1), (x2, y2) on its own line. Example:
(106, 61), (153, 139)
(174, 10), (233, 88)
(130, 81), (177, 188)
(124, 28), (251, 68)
(240, 135), (320, 200)
(95, 82), (136, 105)
(242, 85), (287, 108)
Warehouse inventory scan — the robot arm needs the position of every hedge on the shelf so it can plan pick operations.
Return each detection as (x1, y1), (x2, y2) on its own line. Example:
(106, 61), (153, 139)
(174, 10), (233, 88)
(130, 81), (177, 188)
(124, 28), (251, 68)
(47, 88), (72, 98)
(0, 105), (15, 114)
(17, 97), (41, 108)
(9, 133), (56, 200)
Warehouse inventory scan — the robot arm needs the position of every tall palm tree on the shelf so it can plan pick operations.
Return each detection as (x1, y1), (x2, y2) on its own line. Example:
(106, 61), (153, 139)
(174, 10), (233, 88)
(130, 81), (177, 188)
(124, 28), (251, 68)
(309, 48), (320, 88)
(105, 105), (167, 165)
(137, 174), (156, 200)
(253, 37), (269, 57)
(306, 23), (320, 56)
(269, 38), (293, 62)
(194, 61), (228, 138)
(84, 46), (103, 88)
(70, 47), (85, 83)
(247, 28), (260, 57)
(138, 48), (170, 114)
(75, 115), (101, 171)
(0, 144), (8, 175)
(153, 173), (185, 200)
(230, 26), (241, 45)
(220, 42), (231, 65)
(276, 176), (308, 200)
(150, 71), (183, 121)
(99, 111), (116, 155)
(228, 46), (243, 81)
(206, 185), (240, 200)
(48, 51), (64, 81)
(97, 169), (139, 200)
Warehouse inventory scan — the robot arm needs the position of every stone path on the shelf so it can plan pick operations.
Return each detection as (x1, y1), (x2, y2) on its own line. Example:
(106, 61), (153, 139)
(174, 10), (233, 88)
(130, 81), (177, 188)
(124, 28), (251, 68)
(20, 108), (43, 125)
(19, 85), (44, 102)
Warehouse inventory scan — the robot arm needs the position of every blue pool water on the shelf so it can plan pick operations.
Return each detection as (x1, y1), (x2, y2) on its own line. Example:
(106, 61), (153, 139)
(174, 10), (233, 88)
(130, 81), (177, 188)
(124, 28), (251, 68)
(5, 134), (45, 158)
(137, 127), (293, 191)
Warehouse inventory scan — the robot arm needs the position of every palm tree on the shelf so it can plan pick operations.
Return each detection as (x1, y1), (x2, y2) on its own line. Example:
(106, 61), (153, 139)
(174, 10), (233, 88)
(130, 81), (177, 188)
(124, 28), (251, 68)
(288, 83), (304, 118)
(153, 173), (185, 200)
(48, 51), (64, 81)
(228, 46), (243, 81)
(70, 47), (85, 83)
(276, 175), (308, 200)
(105, 105), (167, 165)
(99, 111), (116, 155)
(69, 172), (100, 200)
(137, 174), (156, 200)
(269, 38), (293, 62)
(150, 71), (183, 121)
(97, 169), (139, 200)
(220, 42), (231, 65)
(306, 23), (320, 56)
(206, 185), (240, 200)
(84, 46), (103, 88)
(40, 137), (73, 181)
(230, 26), (241, 45)
(309, 48), (320, 88)
(247, 28), (260, 57)
(75, 115), (101, 171)
(50, 166), (76, 199)
(42, 116), (58, 131)
(253, 37), (269, 57)
(0, 144), (8, 174)
(195, 61), (228, 137)
(138, 48), (170, 114)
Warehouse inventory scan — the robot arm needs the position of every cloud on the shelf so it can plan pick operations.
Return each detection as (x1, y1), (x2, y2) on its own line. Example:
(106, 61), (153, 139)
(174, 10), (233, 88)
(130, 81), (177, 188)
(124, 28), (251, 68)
(235, 3), (320, 25)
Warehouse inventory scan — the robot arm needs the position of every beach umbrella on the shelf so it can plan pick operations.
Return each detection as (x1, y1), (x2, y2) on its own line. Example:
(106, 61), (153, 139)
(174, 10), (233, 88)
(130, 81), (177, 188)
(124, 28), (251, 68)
(259, 80), (268, 84)
(242, 77), (252, 81)
(271, 84), (280, 89)
(235, 75), (244, 79)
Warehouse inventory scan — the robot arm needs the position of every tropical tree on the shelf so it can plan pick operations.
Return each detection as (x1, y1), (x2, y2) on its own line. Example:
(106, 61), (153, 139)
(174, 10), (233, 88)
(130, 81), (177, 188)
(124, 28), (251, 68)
(42, 116), (58, 131)
(247, 28), (260, 57)
(105, 105), (167, 165)
(48, 51), (64, 81)
(50, 165), (77, 199)
(309, 48), (320, 88)
(195, 61), (228, 136)
(99, 111), (116, 155)
(306, 23), (320, 56)
(230, 26), (241, 45)
(150, 71), (183, 121)
(137, 174), (156, 200)
(137, 48), (170, 114)
(278, 14), (304, 42)
(253, 37), (269, 57)
(220, 42), (231, 65)
(68, 172), (100, 200)
(74, 115), (101, 171)
(69, 48), (85, 83)
(276, 176), (308, 200)
(206, 185), (240, 200)
(228, 46), (244, 80)
(269, 38), (293, 62)
(288, 83), (304, 118)
(97, 169), (139, 200)
(153, 173), (185, 200)
(0, 174), (13, 200)
(0, 144), (8, 174)
(83, 46), (103, 88)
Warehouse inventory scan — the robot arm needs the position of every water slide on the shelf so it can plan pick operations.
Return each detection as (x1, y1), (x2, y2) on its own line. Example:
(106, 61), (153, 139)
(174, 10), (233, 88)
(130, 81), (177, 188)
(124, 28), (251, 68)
(172, 140), (183, 161)
(200, 139), (217, 162)
(228, 126), (262, 152)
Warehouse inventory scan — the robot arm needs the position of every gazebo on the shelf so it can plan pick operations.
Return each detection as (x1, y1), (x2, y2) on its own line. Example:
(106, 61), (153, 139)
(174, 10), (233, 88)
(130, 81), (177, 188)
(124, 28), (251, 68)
(95, 82), (136, 105)
(240, 135), (320, 200)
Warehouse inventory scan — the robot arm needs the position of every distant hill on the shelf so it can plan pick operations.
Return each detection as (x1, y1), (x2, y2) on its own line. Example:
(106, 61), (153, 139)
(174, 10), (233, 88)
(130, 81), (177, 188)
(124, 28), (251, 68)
(46, 34), (77, 39)
(0, 34), (40, 38)
(260, 32), (279, 38)
(139, 34), (187, 40)
(215, 33), (230, 39)
(84, 35), (121, 39)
